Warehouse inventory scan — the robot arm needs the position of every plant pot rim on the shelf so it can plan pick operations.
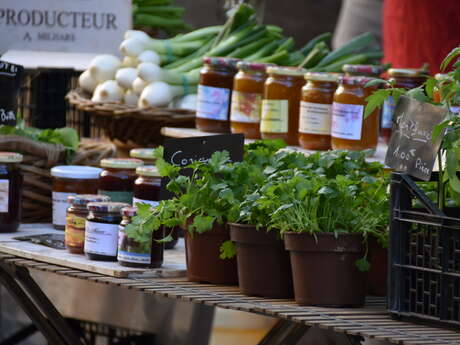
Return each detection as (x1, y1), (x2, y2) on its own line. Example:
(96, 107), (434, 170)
(284, 232), (363, 238)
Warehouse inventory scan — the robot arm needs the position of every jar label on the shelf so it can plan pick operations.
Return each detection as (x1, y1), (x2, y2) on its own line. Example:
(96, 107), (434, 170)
(331, 102), (364, 140)
(84, 220), (119, 257)
(196, 85), (231, 121)
(230, 91), (262, 123)
(0, 179), (9, 213)
(449, 105), (460, 114)
(260, 100), (289, 133)
(65, 214), (86, 249)
(98, 190), (133, 204)
(52, 192), (75, 227)
(133, 197), (159, 208)
(118, 226), (151, 264)
(382, 97), (395, 129)
(299, 101), (332, 135)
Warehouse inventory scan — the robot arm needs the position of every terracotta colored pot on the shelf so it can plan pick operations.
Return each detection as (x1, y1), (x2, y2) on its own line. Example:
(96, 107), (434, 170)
(284, 232), (367, 307)
(368, 236), (388, 296)
(229, 223), (293, 298)
(184, 222), (238, 285)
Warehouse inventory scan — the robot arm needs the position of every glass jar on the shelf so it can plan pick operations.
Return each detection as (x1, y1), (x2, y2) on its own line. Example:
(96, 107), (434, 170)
(98, 158), (143, 204)
(51, 166), (102, 230)
(260, 66), (307, 145)
(65, 194), (110, 254)
(130, 148), (155, 165)
(230, 62), (272, 139)
(299, 72), (339, 150)
(0, 152), (23, 233)
(331, 76), (380, 152)
(84, 202), (129, 261)
(196, 57), (240, 133)
(133, 166), (161, 207)
(342, 64), (385, 78)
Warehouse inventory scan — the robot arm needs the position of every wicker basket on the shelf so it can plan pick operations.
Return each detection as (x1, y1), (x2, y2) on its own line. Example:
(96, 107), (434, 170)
(66, 89), (196, 150)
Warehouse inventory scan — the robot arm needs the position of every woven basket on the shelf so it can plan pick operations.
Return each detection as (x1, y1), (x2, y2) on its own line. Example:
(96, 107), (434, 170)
(66, 89), (196, 149)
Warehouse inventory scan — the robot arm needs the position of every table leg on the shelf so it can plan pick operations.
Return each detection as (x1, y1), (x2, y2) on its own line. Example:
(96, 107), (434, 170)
(258, 320), (310, 345)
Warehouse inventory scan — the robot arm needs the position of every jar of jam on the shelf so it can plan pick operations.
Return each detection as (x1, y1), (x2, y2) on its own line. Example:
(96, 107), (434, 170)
(0, 152), (23, 233)
(299, 72), (339, 150)
(230, 62), (272, 139)
(51, 166), (102, 230)
(133, 166), (161, 207)
(65, 194), (110, 254)
(260, 66), (307, 145)
(196, 57), (240, 133)
(130, 148), (155, 165)
(433, 73), (460, 113)
(84, 202), (129, 261)
(343, 64), (385, 78)
(98, 158), (143, 204)
(331, 76), (380, 152)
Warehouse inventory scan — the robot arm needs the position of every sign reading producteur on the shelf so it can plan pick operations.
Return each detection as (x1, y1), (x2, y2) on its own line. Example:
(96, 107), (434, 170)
(0, 0), (131, 55)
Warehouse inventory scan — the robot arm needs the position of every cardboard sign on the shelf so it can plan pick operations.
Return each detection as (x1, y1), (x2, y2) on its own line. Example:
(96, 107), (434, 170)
(0, 0), (131, 55)
(385, 96), (448, 181)
(161, 134), (245, 199)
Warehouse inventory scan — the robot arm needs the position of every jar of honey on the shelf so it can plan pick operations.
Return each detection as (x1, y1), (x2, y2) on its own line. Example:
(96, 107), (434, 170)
(0, 152), (23, 233)
(98, 158), (143, 204)
(230, 62), (272, 139)
(129, 148), (155, 165)
(343, 64), (385, 78)
(299, 72), (339, 150)
(84, 201), (129, 261)
(134, 166), (161, 207)
(65, 194), (110, 254)
(331, 76), (380, 152)
(51, 166), (102, 230)
(196, 57), (240, 133)
(260, 66), (306, 145)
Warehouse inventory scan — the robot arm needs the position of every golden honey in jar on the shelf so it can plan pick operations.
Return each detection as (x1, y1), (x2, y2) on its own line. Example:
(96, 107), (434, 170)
(230, 62), (272, 139)
(0, 152), (23, 233)
(260, 66), (307, 146)
(129, 148), (155, 165)
(51, 166), (102, 230)
(299, 72), (339, 150)
(196, 57), (240, 133)
(331, 76), (380, 152)
(342, 64), (385, 78)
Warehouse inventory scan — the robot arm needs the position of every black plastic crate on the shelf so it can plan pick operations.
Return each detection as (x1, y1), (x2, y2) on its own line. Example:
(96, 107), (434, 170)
(389, 172), (460, 329)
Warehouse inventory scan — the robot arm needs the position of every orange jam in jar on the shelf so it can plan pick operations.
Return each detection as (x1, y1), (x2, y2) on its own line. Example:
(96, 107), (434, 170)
(196, 57), (240, 133)
(260, 66), (307, 145)
(230, 62), (272, 139)
(331, 76), (380, 152)
(299, 72), (339, 150)
(342, 64), (385, 78)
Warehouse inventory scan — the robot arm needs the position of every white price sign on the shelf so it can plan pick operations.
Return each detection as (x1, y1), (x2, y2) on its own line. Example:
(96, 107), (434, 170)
(0, 0), (131, 55)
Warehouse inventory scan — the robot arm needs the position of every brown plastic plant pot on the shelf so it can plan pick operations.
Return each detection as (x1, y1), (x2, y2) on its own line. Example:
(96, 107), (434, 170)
(284, 232), (367, 307)
(367, 236), (388, 297)
(184, 222), (238, 285)
(229, 223), (294, 298)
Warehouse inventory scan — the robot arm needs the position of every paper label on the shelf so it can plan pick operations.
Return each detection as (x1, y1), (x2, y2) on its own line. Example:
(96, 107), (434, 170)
(449, 105), (460, 114)
(230, 91), (262, 123)
(196, 85), (231, 121)
(260, 100), (289, 133)
(331, 102), (364, 140)
(98, 190), (133, 204)
(65, 213), (86, 248)
(84, 220), (119, 257)
(382, 97), (395, 129)
(133, 197), (159, 208)
(299, 101), (332, 135)
(52, 192), (75, 226)
(0, 179), (9, 213)
(118, 226), (151, 264)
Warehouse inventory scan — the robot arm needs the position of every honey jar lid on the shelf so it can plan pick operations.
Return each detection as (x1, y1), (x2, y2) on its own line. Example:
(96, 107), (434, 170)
(203, 56), (240, 70)
(87, 202), (130, 213)
(130, 148), (155, 160)
(237, 61), (274, 72)
(136, 165), (160, 177)
(388, 66), (429, 77)
(0, 152), (23, 163)
(100, 158), (143, 169)
(342, 64), (385, 76)
(339, 76), (379, 87)
(51, 165), (102, 179)
(267, 66), (306, 77)
(304, 72), (339, 82)
(68, 194), (110, 206)
(121, 206), (137, 217)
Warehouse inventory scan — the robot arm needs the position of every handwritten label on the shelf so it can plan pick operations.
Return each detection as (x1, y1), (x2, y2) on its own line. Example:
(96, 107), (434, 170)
(385, 96), (448, 181)
(196, 85), (231, 121)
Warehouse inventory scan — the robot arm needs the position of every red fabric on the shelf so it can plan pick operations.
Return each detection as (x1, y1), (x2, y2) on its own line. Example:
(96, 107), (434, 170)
(383, 0), (460, 74)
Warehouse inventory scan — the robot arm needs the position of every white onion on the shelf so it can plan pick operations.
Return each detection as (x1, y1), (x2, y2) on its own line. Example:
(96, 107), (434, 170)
(138, 62), (162, 83)
(88, 55), (121, 83)
(78, 70), (98, 93)
(124, 90), (139, 106)
(137, 50), (160, 65)
(119, 38), (145, 57)
(116, 68), (137, 89)
(139, 82), (174, 108)
(132, 77), (148, 94)
(91, 80), (124, 102)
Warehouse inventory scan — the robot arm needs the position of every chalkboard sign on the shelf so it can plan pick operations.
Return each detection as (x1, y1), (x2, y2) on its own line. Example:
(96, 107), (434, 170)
(0, 60), (23, 126)
(385, 96), (448, 181)
(161, 134), (245, 199)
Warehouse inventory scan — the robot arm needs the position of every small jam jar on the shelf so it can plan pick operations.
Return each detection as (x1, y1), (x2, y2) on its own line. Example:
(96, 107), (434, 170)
(133, 166), (161, 207)
(51, 166), (102, 230)
(84, 201), (129, 261)
(0, 152), (23, 233)
(342, 64), (385, 78)
(331, 76), (380, 152)
(260, 66), (307, 146)
(65, 194), (110, 254)
(130, 148), (155, 165)
(98, 158), (143, 204)
(196, 57), (240, 133)
(230, 62), (272, 139)
(299, 72), (339, 150)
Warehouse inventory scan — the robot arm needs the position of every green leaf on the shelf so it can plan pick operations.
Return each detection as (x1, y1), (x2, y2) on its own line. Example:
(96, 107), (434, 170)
(219, 240), (236, 259)
(364, 89), (391, 119)
(432, 118), (450, 141)
(155, 233), (174, 243)
(190, 215), (215, 233)
(441, 47), (460, 71)
(355, 257), (371, 272)
(365, 78), (389, 88)
(425, 77), (437, 100)
(446, 150), (460, 194)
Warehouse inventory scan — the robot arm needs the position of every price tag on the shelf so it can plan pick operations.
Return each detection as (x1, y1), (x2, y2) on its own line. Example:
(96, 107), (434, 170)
(385, 96), (448, 181)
